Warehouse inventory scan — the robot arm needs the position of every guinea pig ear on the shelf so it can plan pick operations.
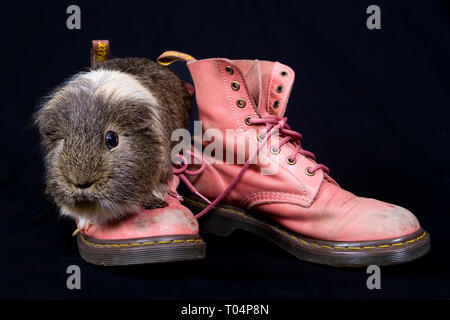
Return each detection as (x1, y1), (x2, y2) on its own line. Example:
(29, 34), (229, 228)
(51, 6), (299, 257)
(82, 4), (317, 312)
(183, 81), (195, 96)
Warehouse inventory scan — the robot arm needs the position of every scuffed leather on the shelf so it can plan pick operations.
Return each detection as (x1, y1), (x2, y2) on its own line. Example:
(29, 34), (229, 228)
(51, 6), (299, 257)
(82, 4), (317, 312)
(83, 176), (199, 240)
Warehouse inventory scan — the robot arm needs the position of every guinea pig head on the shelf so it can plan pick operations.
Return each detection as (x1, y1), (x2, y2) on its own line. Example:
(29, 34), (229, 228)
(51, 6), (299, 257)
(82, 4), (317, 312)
(35, 70), (171, 225)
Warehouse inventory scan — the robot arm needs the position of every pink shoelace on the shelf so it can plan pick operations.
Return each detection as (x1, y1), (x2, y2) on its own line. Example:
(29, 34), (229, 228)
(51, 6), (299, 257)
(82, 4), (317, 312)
(173, 115), (329, 219)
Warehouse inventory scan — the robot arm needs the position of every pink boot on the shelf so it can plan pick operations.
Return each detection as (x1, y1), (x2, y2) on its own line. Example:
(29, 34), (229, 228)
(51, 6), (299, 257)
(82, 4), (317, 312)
(75, 176), (205, 266)
(159, 51), (430, 267)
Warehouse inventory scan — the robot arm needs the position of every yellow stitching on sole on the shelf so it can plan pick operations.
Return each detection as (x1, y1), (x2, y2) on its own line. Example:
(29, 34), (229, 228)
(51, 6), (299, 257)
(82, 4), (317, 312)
(79, 234), (202, 248)
(183, 197), (427, 251)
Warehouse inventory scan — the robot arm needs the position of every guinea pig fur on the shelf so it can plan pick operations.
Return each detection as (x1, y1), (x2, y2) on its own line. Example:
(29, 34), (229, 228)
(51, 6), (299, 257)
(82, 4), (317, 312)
(35, 58), (192, 226)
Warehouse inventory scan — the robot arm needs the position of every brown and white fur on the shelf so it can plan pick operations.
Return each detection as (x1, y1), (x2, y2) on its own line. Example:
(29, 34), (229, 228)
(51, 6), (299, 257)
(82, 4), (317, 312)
(35, 58), (192, 226)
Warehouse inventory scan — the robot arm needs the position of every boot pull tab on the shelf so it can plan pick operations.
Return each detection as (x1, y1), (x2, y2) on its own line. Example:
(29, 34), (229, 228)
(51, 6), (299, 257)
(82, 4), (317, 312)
(90, 40), (110, 67)
(157, 51), (196, 96)
(157, 50), (196, 66)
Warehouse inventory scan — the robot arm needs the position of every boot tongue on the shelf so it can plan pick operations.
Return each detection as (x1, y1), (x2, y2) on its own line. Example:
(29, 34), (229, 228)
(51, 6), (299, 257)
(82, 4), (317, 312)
(241, 60), (295, 118)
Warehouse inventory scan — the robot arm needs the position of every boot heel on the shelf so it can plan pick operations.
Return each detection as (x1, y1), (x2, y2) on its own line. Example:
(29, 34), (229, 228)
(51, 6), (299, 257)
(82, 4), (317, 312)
(183, 196), (244, 237)
(199, 212), (238, 237)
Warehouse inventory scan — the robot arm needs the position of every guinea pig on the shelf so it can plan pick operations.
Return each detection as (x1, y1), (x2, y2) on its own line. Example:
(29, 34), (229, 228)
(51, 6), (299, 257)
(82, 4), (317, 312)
(35, 58), (192, 226)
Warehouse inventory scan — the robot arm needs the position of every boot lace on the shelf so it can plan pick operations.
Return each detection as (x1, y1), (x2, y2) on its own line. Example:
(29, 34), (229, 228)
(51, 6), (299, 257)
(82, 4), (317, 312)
(174, 115), (329, 219)
(248, 115), (329, 174)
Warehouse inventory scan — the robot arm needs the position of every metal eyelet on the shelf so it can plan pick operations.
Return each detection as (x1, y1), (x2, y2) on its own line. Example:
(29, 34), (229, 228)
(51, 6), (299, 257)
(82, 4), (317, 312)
(236, 98), (246, 108)
(257, 132), (266, 142)
(273, 100), (280, 109)
(270, 146), (281, 155)
(280, 71), (288, 77)
(225, 66), (234, 75)
(276, 85), (284, 93)
(244, 115), (253, 126)
(305, 167), (315, 176)
(286, 156), (297, 165)
(231, 81), (240, 91)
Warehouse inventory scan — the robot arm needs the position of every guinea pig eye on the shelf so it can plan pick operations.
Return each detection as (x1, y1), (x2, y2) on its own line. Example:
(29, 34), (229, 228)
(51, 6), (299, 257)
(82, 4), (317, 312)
(105, 131), (119, 150)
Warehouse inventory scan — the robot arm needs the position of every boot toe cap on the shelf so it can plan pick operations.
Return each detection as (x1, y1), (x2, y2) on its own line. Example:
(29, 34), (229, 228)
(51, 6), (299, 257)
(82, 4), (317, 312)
(334, 199), (421, 241)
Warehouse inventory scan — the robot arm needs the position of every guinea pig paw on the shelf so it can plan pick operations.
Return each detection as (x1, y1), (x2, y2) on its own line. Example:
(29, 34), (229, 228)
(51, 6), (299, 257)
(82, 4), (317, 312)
(72, 218), (93, 236)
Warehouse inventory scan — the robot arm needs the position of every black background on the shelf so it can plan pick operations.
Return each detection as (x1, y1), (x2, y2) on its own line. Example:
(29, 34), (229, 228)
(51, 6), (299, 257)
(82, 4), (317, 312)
(0, 0), (449, 300)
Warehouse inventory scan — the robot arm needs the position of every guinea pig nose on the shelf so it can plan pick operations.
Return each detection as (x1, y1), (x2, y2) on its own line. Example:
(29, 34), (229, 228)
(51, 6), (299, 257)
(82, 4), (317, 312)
(75, 181), (96, 189)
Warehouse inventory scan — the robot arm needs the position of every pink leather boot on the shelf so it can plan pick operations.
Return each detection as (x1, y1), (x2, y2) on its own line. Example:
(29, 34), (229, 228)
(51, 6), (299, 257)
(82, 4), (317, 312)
(158, 51), (430, 267)
(75, 176), (205, 266)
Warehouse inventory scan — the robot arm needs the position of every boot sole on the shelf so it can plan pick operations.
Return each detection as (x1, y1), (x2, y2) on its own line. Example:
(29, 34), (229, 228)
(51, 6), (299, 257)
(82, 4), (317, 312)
(77, 233), (205, 266)
(183, 195), (430, 267)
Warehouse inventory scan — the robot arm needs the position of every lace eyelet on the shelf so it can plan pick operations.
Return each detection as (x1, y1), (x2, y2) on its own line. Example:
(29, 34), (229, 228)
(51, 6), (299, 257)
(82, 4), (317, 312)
(257, 133), (266, 142)
(276, 85), (284, 93)
(231, 81), (240, 91)
(305, 167), (315, 176)
(270, 146), (280, 155)
(244, 115), (253, 126)
(273, 100), (280, 109)
(236, 98), (246, 108)
(225, 66), (234, 75)
(286, 156), (297, 165)
(280, 71), (288, 77)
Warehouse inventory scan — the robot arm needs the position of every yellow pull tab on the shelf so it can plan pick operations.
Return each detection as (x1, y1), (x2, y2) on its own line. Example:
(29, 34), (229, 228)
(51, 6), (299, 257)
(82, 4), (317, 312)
(157, 51), (195, 66)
